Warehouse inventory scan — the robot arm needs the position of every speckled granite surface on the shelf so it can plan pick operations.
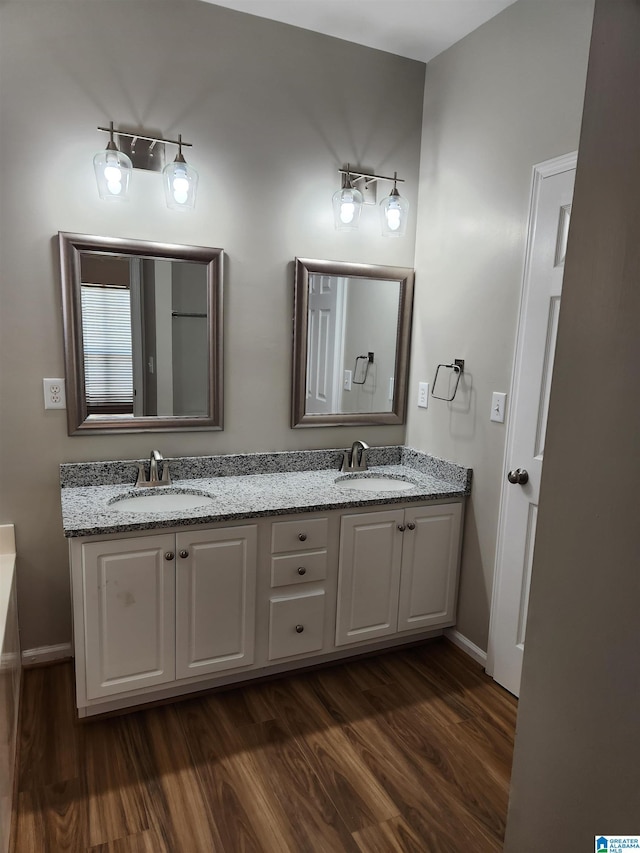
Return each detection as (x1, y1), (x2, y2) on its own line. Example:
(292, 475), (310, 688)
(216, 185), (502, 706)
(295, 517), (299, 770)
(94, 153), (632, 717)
(60, 448), (472, 538)
(59, 447), (403, 487)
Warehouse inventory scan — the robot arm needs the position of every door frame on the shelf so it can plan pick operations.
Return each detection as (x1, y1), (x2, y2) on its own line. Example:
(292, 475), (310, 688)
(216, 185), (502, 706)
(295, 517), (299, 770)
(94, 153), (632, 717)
(486, 151), (577, 678)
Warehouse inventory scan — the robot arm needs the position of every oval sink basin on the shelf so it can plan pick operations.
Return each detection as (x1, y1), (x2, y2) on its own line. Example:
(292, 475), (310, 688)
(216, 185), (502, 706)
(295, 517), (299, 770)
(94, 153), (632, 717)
(335, 475), (415, 492)
(109, 491), (216, 513)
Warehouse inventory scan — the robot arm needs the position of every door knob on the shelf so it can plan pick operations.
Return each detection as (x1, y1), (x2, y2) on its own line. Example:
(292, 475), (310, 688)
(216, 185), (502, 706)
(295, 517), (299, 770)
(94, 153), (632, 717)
(507, 468), (529, 485)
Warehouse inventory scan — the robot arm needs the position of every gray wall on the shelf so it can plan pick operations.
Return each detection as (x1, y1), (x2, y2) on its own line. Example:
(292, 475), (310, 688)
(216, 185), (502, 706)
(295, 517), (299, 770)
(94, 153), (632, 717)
(505, 0), (640, 844)
(0, 1), (424, 651)
(406, 0), (594, 650)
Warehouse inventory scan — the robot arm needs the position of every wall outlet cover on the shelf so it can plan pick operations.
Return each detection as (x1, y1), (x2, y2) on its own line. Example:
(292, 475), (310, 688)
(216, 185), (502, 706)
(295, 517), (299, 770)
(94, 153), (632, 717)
(43, 378), (66, 410)
(418, 382), (429, 408)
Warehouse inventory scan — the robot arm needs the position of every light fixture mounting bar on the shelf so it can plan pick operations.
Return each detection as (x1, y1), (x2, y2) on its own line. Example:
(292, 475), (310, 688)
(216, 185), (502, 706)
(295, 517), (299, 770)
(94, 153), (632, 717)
(97, 126), (193, 149)
(338, 168), (404, 184)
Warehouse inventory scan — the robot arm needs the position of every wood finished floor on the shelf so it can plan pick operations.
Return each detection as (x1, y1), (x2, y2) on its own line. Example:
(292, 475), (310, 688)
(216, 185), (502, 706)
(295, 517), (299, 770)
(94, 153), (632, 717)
(12, 639), (517, 852)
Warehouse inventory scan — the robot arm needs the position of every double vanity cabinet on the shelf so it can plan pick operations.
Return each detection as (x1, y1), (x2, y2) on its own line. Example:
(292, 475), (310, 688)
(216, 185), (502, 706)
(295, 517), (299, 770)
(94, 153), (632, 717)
(62, 450), (470, 717)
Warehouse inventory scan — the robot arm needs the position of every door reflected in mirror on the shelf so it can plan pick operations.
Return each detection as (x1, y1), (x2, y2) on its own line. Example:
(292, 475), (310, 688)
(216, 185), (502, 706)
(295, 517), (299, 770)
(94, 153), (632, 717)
(292, 258), (414, 427)
(59, 233), (223, 434)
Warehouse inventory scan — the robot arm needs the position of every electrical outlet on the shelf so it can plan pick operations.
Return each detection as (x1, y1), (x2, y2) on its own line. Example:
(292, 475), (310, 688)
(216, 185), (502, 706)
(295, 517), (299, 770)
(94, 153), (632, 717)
(43, 378), (66, 410)
(343, 370), (352, 391)
(490, 391), (506, 423)
(418, 381), (429, 408)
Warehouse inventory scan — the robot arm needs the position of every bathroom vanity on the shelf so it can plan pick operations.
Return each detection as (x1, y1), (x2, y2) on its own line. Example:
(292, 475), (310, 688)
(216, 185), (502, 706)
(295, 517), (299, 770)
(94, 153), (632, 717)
(61, 448), (471, 717)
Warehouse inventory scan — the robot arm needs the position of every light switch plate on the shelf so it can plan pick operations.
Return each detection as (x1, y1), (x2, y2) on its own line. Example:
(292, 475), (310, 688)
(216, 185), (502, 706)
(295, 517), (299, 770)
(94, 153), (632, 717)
(490, 391), (506, 423)
(343, 370), (352, 391)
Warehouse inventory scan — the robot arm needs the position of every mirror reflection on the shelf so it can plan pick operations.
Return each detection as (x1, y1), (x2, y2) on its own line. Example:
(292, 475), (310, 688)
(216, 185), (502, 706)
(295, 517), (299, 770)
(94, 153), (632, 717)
(59, 233), (223, 434)
(79, 254), (208, 418)
(292, 258), (414, 427)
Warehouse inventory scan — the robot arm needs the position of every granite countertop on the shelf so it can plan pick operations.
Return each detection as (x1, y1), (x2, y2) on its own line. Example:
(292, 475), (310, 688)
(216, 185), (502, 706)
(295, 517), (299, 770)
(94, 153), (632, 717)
(60, 447), (472, 538)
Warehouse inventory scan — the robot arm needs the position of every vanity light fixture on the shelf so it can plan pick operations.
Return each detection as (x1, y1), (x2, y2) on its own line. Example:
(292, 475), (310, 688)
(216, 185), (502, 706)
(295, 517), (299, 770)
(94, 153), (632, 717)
(334, 167), (408, 236)
(163, 134), (198, 211)
(332, 164), (363, 230)
(93, 122), (133, 201)
(94, 124), (197, 210)
(380, 172), (409, 237)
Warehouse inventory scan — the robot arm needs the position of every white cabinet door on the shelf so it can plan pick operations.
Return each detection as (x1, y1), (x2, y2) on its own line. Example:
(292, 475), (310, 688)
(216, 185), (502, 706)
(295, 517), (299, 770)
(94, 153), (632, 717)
(336, 510), (404, 646)
(268, 590), (326, 660)
(397, 503), (462, 632)
(82, 534), (176, 700)
(175, 525), (257, 680)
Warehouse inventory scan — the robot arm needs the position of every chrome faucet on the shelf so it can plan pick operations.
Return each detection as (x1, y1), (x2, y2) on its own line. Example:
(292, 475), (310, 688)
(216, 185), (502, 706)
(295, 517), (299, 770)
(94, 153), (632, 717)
(136, 450), (172, 487)
(341, 440), (370, 473)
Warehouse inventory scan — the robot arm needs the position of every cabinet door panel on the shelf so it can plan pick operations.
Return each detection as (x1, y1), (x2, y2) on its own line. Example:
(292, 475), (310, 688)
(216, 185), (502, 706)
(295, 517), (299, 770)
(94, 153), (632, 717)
(336, 510), (404, 646)
(82, 535), (176, 700)
(398, 503), (462, 631)
(268, 591), (326, 660)
(175, 525), (257, 679)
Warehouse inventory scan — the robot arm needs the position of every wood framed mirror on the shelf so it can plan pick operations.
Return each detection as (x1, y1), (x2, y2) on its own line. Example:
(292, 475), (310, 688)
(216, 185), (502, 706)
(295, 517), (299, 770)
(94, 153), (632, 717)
(292, 258), (414, 427)
(58, 232), (223, 434)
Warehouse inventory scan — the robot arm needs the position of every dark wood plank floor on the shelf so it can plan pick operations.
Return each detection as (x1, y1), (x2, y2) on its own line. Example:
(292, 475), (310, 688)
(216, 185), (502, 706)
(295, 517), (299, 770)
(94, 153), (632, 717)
(12, 639), (517, 852)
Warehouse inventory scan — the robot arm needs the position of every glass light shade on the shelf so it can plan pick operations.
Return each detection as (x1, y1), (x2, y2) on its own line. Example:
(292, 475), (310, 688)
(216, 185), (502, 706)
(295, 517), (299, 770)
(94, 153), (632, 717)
(380, 187), (409, 237)
(93, 148), (132, 201)
(332, 184), (363, 231)
(163, 158), (198, 210)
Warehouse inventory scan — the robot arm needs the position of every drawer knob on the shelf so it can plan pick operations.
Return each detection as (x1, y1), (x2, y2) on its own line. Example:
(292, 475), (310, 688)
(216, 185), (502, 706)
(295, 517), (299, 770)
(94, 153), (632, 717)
(407, 522), (416, 531)
(297, 567), (306, 575)
(179, 549), (189, 559)
(397, 524), (405, 532)
(298, 533), (307, 542)
(295, 624), (304, 633)
(165, 551), (175, 561)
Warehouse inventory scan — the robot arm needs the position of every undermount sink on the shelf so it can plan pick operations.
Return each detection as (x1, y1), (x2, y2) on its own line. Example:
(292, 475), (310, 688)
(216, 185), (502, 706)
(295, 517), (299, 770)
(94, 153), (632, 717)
(335, 474), (416, 492)
(109, 490), (216, 513)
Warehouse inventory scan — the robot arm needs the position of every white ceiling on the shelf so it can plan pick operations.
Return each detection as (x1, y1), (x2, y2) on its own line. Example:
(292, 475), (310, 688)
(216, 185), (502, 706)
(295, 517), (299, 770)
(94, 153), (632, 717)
(203, 0), (518, 63)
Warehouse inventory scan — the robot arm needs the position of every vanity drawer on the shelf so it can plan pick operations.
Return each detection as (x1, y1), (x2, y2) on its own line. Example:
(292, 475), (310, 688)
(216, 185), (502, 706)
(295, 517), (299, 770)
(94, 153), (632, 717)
(271, 517), (328, 554)
(271, 550), (327, 588)
(268, 591), (325, 660)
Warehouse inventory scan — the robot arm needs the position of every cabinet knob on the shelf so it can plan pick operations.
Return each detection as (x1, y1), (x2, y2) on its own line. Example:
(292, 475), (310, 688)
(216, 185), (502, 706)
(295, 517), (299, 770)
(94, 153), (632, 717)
(407, 522), (416, 531)
(397, 524), (406, 532)
(297, 566), (306, 575)
(179, 550), (189, 559)
(298, 533), (307, 542)
(295, 624), (304, 633)
(165, 551), (175, 561)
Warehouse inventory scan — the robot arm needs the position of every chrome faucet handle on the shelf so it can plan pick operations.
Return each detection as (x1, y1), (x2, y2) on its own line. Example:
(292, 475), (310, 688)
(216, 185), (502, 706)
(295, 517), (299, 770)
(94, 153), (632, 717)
(340, 450), (352, 472)
(135, 452), (172, 487)
(350, 440), (370, 471)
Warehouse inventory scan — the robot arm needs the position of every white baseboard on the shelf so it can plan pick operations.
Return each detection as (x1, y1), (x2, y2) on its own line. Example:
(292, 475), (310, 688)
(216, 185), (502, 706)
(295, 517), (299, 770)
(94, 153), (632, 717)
(444, 628), (487, 667)
(22, 643), (73, 667)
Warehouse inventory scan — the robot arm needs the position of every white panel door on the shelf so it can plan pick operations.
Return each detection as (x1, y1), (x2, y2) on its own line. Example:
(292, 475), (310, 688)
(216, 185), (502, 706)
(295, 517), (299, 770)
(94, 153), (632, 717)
(82, 534), (176, 700)
(336, 510), (404, 646)
(306, 274), (342, 414)
(398, 503), (462, 631)
(489, 154), (576, 696)
(175, 525), (257, 679)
